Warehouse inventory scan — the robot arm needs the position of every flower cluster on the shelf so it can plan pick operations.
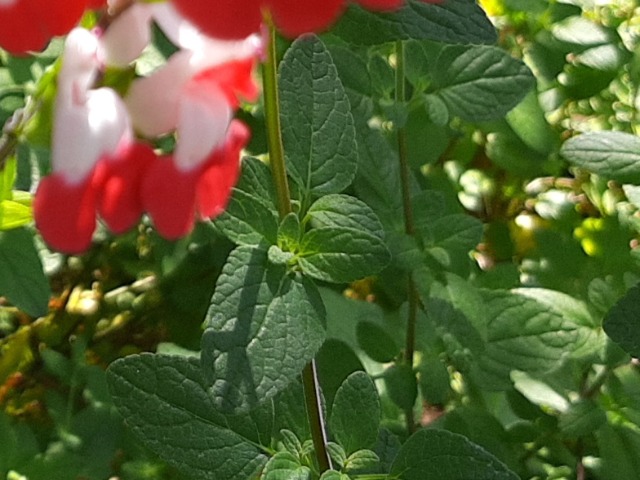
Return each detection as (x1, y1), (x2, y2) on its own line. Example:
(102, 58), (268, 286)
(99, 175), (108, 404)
(33, 2), (261, 253)
(0, 0), (442, 253)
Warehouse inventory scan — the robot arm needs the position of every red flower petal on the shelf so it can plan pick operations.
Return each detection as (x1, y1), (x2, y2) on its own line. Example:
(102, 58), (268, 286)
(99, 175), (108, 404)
(170, 0), (263, 40)
(267, 0), (344, 37)
(141, 155), (200, 240)
(194, 58), (260, 109)
(0, 0), (102, 55)
(196, 120), (250, 219)
(94, 143), (156, 234)
(34, 173), (97, 254)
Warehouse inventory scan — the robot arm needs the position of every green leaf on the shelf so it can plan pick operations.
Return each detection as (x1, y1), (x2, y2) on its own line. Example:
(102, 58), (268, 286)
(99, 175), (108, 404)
(390, 429), (519, 480)
(320, 471), (351, 480)
(346, 89), (404, 230)
(559, 399), (606, 438)
(477, 288), (603, 387)
(344, 449), (379, 472)
(106, 354), (268, 480)
(330, 372), (380, 455)
(236, 156), (278, 209)
(506, 91), (558, 156)
(383, 364), (417, 411)
(418, 356), (451, 406)
(202, 246), (325, 413)
(603, 283), (640, 358)
(316, 339), (365, 411)
(305, 194), (384, 239)
(356, 322), (398, 363)
(261, 452), (311, 480)
(279, 35), (357, 197)
(597, 425), (640, 480)
(561, 131), (640, 184)
(280, 429), (303, 457)
(374, 428), (401, 474)
(298, 227), (390, 284)
(327, 442), (347, 468)
(431, 45), (535, 122)
(274, 380), (311, 442)
(422, 214), (483, 274)
(333, 0), (497, 46)
(0, 227), (50, 317)
(278, 213), (302, 252)
(214, 189), (279, 245)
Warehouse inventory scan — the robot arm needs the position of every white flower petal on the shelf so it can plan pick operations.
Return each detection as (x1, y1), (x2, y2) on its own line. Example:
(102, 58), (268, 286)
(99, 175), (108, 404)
(173, 80), (232, 172)
(125, 50), (192, 137)
(53, 88), (130, 183)
(102, 2), (153, 67)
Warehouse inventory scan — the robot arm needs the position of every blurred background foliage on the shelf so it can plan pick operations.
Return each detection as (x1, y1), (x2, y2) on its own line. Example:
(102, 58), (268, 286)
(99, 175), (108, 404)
(2, 0), (640, 479)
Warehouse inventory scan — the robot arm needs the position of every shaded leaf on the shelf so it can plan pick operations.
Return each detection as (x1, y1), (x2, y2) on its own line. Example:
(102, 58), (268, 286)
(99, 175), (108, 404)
(390, 429), (518, 480)
(603, 283), (640, 358)
(106, 354), (268, 480)
(202, 246), (325, 413)
(0, 227), (50, 317)
(330, 372), (380, 455)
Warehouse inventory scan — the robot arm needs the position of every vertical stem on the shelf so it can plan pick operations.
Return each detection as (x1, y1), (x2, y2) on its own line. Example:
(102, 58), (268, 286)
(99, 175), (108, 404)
(395, 39), (418, 435)
(261, 19), (332, 472)
(262, 21), (292, 219)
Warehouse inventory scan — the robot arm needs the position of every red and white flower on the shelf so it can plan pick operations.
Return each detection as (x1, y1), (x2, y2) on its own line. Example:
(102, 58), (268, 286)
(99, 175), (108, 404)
(125, 2), (260, 239)
(34, 3), (261, 252)
(33, 27), (155, 253)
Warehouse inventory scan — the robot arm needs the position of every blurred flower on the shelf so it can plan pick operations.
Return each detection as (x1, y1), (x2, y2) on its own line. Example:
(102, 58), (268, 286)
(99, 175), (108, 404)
(34, 3), (261, 252)
(33, 28), (154, 253)
(170, 0), (443, 40)
(0, 0), (105, 54)
(126, 2), (260, 239)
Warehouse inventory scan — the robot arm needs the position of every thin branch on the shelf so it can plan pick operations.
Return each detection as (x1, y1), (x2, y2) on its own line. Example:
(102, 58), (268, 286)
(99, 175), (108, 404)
(395, 39), (419, 435)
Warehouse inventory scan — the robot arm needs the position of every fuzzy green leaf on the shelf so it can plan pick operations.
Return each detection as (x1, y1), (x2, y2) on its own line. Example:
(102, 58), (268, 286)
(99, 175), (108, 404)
(106, 354), (268, 480)
(431, 45), (535, 122)
(298, 227), (391, 284)
(478, 289), (603, 386)
(390, 429), (518, 480)
(330, 372), (380, 455)
(215, 189), (279, 246)
(262, 452), (311, 480)
(305, 194), (384, 239)
(333, 0), (497, 46)
(202, 246), (325, 413)
(561, 131), (640, 184)
(279, 35), (357, 197)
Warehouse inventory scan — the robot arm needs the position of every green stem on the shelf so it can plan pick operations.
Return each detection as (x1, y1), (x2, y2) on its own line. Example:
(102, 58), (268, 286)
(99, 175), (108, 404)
(262, 22), (292, 218)
(395, 39), (418, 435)
(261, 20), (332, 473)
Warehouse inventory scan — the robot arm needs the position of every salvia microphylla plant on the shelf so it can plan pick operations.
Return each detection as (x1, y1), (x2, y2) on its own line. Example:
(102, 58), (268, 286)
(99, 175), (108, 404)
(4, 0), (640, 479)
